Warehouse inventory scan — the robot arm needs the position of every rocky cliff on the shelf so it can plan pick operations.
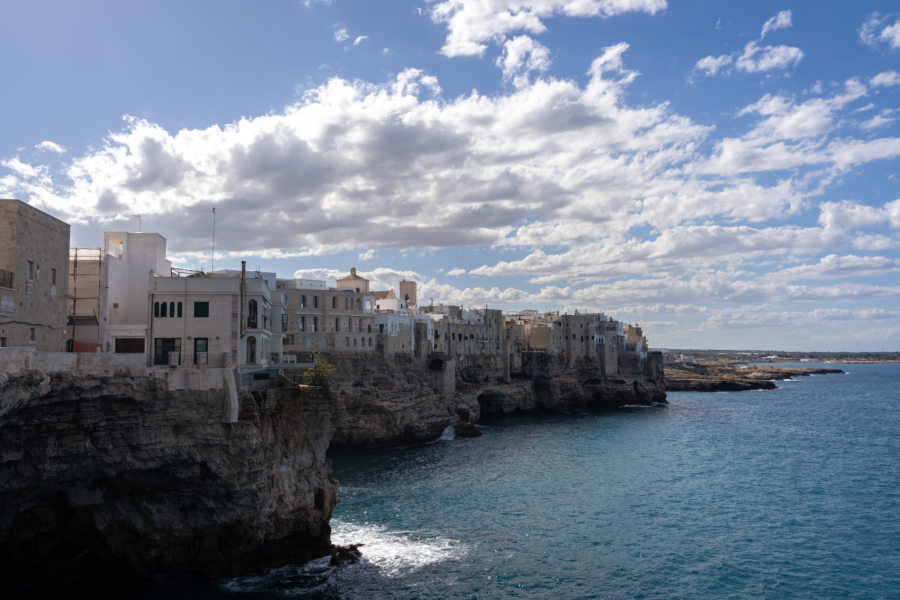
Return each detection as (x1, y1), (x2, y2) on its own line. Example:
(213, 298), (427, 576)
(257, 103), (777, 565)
(325, 351), (666, 448)
(0, 369), (336, 591)
(0, 349), (665, 589)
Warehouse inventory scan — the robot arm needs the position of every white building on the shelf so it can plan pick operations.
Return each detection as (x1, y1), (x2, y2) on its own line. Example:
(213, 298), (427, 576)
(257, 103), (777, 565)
(148, 269), (280, 367)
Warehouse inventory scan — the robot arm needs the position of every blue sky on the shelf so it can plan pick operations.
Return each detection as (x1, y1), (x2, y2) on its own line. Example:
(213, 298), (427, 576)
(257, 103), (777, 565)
(2, 0), (900, 351)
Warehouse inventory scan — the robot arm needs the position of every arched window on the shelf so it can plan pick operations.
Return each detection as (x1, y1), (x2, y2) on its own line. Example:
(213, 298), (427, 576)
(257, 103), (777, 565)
(177, 302), (182, 318)
(300, 295), (306, 308)
(154, 302), (160, 317)
(169, 302), (175, 317)
(248, 299), (258, 328)
(161, 302), (168, 317)
(247, 336), (257, 364)
(368, 337), (372, 347)
(367, 324), (372, 333)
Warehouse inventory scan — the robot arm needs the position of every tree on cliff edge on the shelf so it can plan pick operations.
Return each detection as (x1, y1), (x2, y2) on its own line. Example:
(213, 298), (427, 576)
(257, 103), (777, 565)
(302, 352), (336, 389)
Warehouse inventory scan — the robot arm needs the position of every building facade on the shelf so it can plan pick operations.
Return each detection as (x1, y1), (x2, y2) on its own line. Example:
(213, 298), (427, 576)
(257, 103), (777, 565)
(0, 199), (70, 351)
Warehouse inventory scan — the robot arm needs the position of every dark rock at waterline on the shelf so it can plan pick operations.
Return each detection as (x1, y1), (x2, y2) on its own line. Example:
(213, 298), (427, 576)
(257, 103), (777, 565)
(330, 544), (364, 566)
(455, 423), (483, 438)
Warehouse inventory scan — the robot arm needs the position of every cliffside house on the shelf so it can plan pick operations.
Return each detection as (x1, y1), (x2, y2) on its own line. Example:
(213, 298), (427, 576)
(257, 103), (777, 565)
(0, 199), (70, 352)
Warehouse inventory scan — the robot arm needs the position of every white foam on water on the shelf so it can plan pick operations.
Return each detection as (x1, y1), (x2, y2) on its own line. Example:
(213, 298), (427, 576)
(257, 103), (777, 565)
(438, 425), (456, 441)
(331, 519), (465, 576)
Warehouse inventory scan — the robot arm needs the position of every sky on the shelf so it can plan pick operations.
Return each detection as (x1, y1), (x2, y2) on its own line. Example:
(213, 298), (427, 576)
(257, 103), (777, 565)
(2, 0), (899, 352)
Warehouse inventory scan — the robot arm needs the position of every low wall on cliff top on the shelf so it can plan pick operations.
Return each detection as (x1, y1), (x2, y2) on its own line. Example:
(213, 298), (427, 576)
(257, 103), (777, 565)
(0, 347), (147, 377)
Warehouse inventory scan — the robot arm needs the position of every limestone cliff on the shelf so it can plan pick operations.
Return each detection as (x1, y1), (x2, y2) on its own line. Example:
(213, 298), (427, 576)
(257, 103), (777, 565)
(324, 351), (666, 448)
(0, 370), (336, 590)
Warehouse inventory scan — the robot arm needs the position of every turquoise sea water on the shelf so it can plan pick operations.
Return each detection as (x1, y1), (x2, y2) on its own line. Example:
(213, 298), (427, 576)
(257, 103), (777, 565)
(222, 363), (899, 599)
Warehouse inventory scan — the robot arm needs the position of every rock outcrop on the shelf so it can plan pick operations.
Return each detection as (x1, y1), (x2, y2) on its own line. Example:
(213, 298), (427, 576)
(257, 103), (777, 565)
(664, 363), (844, 392)
(0, 370), (336, 591)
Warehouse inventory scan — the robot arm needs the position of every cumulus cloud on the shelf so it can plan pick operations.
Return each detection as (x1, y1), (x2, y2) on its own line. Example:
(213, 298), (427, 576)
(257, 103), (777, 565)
(334, 28), (349, 42)
(860, 12), (900, 49)
(35, 140), (66, 153)
(353, 35), (368, 46)
(760, 9), (792, 39)
(430, 0), (666, 57)
(871, 70), (900, 86)
(695, 54), (733, 77)
(735, 41), (803, 73)
(496, 35), (551, 87)
(695, 11), (802, 77)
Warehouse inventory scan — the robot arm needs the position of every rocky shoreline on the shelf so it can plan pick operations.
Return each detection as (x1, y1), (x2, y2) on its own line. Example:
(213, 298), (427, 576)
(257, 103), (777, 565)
(664, 363), (844, 392)
(0, 350), (663, 591)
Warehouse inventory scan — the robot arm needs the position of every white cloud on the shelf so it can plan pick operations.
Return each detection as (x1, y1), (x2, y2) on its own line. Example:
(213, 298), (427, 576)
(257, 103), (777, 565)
(353, 35), (368, 46)
(871, 70), (900, 86)
(735, 41), (803, 73)
(495, 35), (551, 87)
(334, 28), (349, 42)
(696, 12), (802, 78)
(860, 13), (900, 49)
(760, 10), (792, 39)
(447, 268), (467, 276)
(358, 248), (376, 260)
(35, 140), (66, 153)
(430, 0), (667, 57)
(695, 54), (733, 77)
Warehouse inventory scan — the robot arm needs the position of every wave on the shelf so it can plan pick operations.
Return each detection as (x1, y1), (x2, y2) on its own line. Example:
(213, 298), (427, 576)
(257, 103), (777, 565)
(331, 520), (465, 576)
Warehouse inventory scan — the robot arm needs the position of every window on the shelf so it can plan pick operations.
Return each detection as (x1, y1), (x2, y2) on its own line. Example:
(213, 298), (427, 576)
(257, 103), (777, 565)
(161, 302), (167, 317)
(312, 316), (318, 332)
(281, 313), (288, 332)
(344, 337), (349, 348)
(335, 317), (340, 332)
(300, 316), (306, 331)
(247, 299), (258, 328)
(302, 336), (312, 348)
(27, 261), (34, 280)
(169, 302), (175, 317)
(0, 337), (5, 347)
(194, 301), (209, 317)
(313, 295), (318, 308)
(300, 295), (306, 308)
(247, 336), (257, 364)
(154, 302), (160, 317)
(332, 296), (337, 309)
(51, 268), (56, 285)
(153, 338), (181, 366)
(29, 327), (35, 341)
(177, 302), (183, 318)
(359, 318), (364, 332)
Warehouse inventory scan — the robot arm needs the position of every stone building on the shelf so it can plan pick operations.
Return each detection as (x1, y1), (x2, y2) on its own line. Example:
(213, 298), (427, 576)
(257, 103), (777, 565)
(277, 278), (376, 356)
(0, 199), (70, 351)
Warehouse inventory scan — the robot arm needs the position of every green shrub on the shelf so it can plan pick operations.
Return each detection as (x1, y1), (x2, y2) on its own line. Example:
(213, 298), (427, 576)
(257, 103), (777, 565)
(303, 352), (336, 388)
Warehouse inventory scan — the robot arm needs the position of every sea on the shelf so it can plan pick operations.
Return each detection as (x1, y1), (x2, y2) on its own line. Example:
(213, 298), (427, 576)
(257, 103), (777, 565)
(174, 363), (899, 599)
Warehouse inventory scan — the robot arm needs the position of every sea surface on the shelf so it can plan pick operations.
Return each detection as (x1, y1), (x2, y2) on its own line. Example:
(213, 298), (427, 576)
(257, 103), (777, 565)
(212, 364), (898, 598)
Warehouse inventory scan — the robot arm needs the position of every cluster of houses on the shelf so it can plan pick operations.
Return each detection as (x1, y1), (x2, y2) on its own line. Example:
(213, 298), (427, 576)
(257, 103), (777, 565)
(1, 199), (654, 382)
